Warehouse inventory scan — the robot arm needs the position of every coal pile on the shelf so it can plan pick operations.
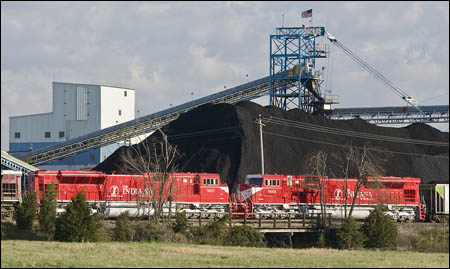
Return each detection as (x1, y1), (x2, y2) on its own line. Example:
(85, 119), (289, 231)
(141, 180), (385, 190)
(94, 101), (449, 192)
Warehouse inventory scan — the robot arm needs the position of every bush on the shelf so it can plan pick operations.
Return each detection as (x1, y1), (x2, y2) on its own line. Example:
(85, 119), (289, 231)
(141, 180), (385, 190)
(410, 227), (449, 253)
(316, 233), (327, 248)
(223, 225), (266, 248)
(336, 216), (367, 249)
(131, 221), (188, 243)
(361, 206), (398, 248)
(15, 191), (37, 231)
(114, 211), (134, 241)
(38, 182), (57, 238)
(172, 211), (190, 234)
(192, 214), (229, 245)
(54, 191), (99, 242)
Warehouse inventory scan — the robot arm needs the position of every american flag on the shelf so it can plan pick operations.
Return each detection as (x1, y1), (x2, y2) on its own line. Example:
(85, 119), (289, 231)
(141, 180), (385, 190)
(301, 9), (312, 18)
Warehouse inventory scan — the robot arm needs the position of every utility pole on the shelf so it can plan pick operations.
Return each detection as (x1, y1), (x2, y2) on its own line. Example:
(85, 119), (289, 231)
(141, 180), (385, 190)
(256, 114), (265, 174)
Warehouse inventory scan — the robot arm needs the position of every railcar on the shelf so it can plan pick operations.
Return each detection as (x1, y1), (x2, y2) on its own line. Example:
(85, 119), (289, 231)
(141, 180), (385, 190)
(1, 170), (22, 221)
(420, 183), (449, 223)
(27, 170), (229, 218)
(236, 174), (425, 222)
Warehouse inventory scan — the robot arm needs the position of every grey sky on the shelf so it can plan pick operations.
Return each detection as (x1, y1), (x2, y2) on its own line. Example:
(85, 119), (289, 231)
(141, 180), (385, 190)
(2, 1), (449, 151)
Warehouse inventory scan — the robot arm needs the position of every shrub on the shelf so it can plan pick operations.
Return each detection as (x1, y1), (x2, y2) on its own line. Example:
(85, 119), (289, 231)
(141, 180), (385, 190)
(94, 215), (113, 242)
(15, 191), (37, 231)
(172, 211), (190, 234)
(131, 221), (186, 243)
(361, 205), (398, 248)
(54, 190), (99, 242)
(115, 211), (134, 241)
(38, 182), (57, 238)
(316, 233), (327, 248)
(223, 225), (266, 248)
(336, 216), (367, 249)
(192, 214), (229, 245)
(410, 227), (449, 253)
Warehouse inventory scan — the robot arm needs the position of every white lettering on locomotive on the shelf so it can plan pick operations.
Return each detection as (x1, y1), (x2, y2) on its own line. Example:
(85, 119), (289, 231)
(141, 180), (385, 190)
(333, 189), (373, 201)
(109, 185), (120, 197)
(334, 189), (343, 200)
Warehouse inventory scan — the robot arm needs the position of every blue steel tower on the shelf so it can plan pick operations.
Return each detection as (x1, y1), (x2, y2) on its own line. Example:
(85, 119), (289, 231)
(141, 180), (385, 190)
(270, 26), (331, 113)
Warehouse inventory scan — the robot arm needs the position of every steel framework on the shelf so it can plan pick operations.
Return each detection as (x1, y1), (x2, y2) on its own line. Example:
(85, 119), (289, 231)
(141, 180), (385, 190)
(269, 26), (329, 112)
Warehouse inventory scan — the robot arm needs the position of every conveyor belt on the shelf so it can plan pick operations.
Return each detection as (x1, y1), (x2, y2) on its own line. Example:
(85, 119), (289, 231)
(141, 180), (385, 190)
(14, 70), (449, 166)
(331, 105), (449, 124)
(17, 74), (281, 165)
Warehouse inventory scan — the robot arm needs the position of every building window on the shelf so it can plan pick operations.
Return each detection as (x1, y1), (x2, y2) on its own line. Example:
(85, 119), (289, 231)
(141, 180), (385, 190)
(118, 109), (122, 116)
(45, 131), (51, 138)
(59, 131), (65, 138)
(14, 132), (20, 139)
(2, 183), (16, 198)
(124, 91), (127, 97)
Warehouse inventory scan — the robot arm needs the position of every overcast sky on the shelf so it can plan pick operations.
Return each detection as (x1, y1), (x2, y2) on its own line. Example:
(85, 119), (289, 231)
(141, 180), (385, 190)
(1, 1), (449, 151)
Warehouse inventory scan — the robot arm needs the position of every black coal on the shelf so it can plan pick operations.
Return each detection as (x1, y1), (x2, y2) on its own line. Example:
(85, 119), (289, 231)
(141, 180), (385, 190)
(94, 101), (449, 192)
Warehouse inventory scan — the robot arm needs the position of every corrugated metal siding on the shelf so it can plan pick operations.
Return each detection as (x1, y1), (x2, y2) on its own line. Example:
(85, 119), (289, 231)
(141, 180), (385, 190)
(77, 85), (87, 120)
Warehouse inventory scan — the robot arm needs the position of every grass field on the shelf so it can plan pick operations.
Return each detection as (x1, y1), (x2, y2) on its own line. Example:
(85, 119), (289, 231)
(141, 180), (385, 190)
(1, 240), (449, 268)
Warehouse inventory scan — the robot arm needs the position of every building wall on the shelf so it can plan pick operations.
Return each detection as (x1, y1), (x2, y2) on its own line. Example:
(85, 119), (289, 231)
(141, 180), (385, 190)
(99, 85), (135, 162)
(100, 85), (135, 129)
(9, 82), (135, 169)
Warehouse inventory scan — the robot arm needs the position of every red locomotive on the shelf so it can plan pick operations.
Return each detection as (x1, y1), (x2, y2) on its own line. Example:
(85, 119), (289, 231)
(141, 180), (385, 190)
(235, 174), (425, 221)
(21, 170), (431, 222)
(27, 170), (229, 218)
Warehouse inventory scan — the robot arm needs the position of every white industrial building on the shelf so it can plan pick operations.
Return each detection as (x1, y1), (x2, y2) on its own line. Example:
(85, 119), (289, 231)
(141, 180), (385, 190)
(9, 82), (136, 170)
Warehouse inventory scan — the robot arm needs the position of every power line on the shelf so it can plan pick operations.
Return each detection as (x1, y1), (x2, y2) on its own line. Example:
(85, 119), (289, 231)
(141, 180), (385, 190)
(262, 131), (449, 159)
(263, 116), (449, 147)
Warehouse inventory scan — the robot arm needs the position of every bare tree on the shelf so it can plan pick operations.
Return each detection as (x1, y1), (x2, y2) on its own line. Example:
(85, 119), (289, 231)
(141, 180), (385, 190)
(345, 145), (385, 219)
(306, 151), (329, 228)
(340, 145), (354, 219)
(119, 128), (180, 222)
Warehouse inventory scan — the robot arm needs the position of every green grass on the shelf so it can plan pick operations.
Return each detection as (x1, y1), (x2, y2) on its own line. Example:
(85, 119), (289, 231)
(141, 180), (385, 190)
(1, 240), (448, 268)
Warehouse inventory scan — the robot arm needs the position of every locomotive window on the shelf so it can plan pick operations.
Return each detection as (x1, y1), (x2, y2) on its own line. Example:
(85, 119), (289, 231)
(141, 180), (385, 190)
(203, 178), (217, 185)
(265, 180), (280, 186)
(404, 189), (416, 201)
(249, 178), (262, 186)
